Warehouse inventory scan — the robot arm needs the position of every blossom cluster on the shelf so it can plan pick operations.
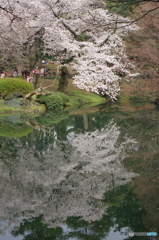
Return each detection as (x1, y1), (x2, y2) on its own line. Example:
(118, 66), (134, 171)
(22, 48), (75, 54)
(0, 0), (139, 100)
(41, 0), (139, 100)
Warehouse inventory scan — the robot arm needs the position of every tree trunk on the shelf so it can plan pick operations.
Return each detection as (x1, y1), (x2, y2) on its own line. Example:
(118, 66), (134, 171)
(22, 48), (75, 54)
(58, 65), (69, 92)
(33, 74), (40, 88)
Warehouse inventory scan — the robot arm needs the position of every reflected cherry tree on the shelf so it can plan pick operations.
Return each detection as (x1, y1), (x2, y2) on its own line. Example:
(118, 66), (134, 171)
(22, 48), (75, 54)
(0, 115), (138, 236)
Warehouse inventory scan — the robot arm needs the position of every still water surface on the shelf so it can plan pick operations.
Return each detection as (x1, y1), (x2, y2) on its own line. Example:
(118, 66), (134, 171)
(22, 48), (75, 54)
(0, 103), (159, 240)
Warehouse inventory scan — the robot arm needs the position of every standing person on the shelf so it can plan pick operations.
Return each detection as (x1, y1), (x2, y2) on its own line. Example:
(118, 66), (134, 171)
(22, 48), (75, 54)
(32, 67), (39, 88)
(40, 68), (45, 76)
(21, 68), (30, 79)
(12, 67), (18, 77)
(44, 67), (48, 76)
(25, 68), (30, 79)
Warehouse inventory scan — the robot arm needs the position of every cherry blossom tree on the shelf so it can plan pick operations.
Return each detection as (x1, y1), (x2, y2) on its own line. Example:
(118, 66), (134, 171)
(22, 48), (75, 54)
(0, 0), (139, 99)
(0, 0), (44, 67)
(38, 0), (139, 100)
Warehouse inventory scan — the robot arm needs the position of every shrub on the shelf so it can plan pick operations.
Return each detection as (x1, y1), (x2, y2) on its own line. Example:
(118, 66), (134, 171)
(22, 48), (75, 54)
(0, 77), (34, 98)
(45, 95), (63, 110)
(55, 92), (70, 103)
(37, 94), (64, 110)
(36, 94), (49, 104)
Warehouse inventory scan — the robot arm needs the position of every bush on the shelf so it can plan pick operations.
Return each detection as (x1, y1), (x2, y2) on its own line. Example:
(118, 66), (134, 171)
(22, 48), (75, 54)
(55, 92), (70, 103)
(0, 77), (34, 98)
(37, 94), (64, 110)
(36, 94), (49, 104)
(45, 95), (63, 110)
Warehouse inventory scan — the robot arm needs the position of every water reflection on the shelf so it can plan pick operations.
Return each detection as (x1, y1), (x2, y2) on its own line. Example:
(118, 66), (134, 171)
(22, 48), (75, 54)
(0, 106), (159, 239)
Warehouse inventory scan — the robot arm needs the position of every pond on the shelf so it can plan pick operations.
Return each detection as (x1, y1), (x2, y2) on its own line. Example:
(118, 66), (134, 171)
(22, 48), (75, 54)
(0, 102), (159, 240)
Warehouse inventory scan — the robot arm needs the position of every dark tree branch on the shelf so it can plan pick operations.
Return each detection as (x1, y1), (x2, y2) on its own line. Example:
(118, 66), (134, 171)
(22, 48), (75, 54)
(0, 6), (22, 20)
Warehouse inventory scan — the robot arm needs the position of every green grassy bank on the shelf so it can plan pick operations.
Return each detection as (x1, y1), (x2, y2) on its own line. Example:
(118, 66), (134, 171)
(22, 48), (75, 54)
(0, 100), (46, 113)
(0, 90), (106, 113)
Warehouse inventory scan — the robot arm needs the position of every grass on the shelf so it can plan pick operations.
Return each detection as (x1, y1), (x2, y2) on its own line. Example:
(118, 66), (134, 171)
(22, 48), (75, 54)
(66, 90), (106, 110)
(0, 77), (34, 98)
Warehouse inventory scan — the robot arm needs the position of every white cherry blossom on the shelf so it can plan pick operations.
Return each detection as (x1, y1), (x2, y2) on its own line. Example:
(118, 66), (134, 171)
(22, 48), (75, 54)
(0, 0), (139, 100)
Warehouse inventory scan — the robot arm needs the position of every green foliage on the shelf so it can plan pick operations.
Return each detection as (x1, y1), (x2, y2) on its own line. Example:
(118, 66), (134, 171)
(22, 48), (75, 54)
(37, 94), (64, 110)
(12, 215), (63, 240)
(67, 91), (106, 109)
(35, 111), (69, 126)
(0, 122), (33, 137)
(42, 76), (54, 79)
(76, 34), (90, 41)
(45, 95), (63, 110)
(55, 92), (70, 103)
(36, 94), (48, 104)
(0, 99), (46, 113)
(60, 13), (69, 19)
(106, 0), (138, 17)
(0, 77), (34, 98)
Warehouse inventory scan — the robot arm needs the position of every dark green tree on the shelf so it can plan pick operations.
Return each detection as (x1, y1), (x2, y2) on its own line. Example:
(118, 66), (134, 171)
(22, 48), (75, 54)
(106, 0), (159, 18)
